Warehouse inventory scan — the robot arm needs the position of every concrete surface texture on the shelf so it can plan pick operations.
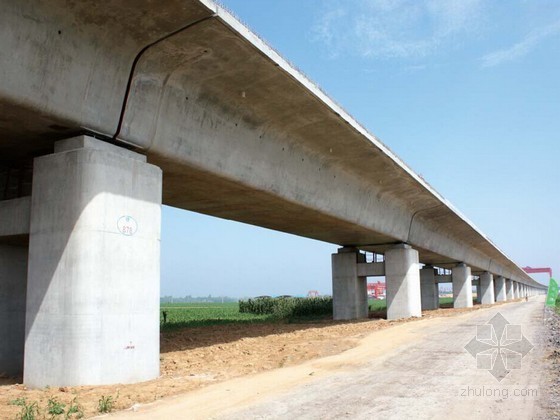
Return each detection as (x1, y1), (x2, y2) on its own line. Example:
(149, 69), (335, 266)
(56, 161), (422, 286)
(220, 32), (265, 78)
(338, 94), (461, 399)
(331, 248), (368, 320)
(420, 266), (439, 310)
(0, 244), (27, 376)
(452, 264), (473, 308)
(0, 197), (30, 240)
(385, 244), (422, 320)
(479, 272), (495, 305)
(0, 0), (545, 290)
(24, 136), (162, 387)
(107, 297), (547, 420)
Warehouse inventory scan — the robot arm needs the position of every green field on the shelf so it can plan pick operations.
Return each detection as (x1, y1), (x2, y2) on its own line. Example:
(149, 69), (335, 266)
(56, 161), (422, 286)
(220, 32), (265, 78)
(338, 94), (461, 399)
(160, 302), (274, 330)
(368, 299), (387, 310)
(160, 297), (460, 331)
(440, 297), (454, 307)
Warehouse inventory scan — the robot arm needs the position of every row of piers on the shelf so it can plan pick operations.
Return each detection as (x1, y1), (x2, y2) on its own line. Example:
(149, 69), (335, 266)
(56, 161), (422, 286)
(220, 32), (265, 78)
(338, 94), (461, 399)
(331, 246), (544, 321)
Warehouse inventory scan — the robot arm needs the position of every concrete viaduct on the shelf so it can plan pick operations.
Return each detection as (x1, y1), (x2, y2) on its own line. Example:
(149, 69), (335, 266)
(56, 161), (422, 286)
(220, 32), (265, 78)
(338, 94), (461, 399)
(0, 0), (547, 388)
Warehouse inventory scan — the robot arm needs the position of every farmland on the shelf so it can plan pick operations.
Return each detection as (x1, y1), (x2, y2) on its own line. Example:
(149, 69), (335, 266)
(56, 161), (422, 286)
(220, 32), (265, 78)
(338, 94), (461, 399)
(160, 298), (456, 331)
(160, 299), (356, 330)
(160, 302), (273, 331)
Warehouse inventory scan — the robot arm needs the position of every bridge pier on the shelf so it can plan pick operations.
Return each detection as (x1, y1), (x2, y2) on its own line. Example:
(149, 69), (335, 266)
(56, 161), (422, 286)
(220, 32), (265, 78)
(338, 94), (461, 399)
(0, 244), (28, 377)
(452, 263), (473, 308)
(475, 280), (481, 304)
(385, 244), (422, 320)
(420, 266), (439, 310)
(494, 276), (506, 302)
(506, 279), (514, 300)
(24, 136), (162, 388)
(479, 272), (495, 305)
(331, 248), (368, 320)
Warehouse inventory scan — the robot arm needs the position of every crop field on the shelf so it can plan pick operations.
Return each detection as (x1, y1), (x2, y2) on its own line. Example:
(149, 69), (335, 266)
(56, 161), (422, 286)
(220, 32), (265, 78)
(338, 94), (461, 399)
(160, 302), (274, 330)
(368, 299), (387, 311)
(160, 297), (458, 331)
(439, 297), (454, 307)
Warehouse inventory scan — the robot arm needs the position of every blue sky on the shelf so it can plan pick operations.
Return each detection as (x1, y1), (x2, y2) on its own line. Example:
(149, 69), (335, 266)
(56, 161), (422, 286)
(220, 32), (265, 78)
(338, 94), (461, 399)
(161, 0), (560, 297)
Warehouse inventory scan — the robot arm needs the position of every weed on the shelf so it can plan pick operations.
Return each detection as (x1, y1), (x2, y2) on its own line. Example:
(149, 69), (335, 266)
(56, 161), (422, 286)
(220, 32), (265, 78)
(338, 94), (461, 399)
(65, 397), (83, 419)
(9, 398), (39, 420)
(9, 397), (26, 406)
(97, 395), (114, 413)
(47, 397), (65, 418)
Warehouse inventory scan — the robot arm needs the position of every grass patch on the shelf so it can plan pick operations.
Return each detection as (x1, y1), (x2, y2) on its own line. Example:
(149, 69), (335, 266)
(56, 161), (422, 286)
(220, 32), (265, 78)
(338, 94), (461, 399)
(555, 295), (560, 314)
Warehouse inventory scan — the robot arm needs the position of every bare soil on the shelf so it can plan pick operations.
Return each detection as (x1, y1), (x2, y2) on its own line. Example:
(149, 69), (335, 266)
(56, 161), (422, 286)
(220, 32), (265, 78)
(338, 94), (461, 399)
(0, 301), (516, 419)
(539, 306), (560, 419)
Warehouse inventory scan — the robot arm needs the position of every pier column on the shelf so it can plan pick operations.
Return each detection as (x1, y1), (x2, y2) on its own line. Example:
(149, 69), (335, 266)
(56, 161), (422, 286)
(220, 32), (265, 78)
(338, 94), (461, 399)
(24, 136), (162, 388)
(475, 281), (481, 304)
(452, 263), (473, 308)
(506, 279), (514, 300)
(420, 266), (439, 310)
(494, 276), (506, 302)
(332, 247), (368, 320)
(479, 272), (495, 305)
(385, 244), (421, 320)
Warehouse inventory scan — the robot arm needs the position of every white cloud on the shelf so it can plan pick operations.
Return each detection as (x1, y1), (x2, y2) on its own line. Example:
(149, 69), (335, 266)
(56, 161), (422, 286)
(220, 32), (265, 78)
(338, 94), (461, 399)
(311, 7), (347, 58)
(480, 19), (560, 67)
(311, 0), (484, 60)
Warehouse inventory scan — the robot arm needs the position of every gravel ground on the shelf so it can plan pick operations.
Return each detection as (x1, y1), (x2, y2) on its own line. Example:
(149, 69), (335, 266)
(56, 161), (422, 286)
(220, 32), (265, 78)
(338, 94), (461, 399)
(541, 306), (560, 419)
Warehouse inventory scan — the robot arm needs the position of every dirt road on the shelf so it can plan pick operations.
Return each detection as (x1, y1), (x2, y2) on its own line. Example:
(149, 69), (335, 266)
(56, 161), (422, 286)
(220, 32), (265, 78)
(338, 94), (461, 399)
(106, 296), (547, 420)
